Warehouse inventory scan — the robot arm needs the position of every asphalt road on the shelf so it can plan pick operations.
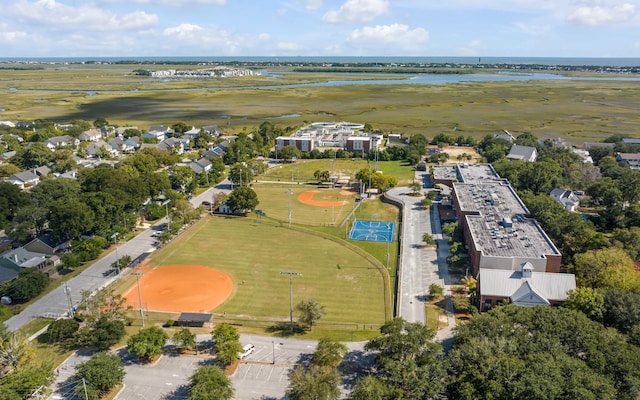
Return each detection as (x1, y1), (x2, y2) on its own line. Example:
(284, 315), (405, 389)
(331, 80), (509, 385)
(6, 180), (232, 332)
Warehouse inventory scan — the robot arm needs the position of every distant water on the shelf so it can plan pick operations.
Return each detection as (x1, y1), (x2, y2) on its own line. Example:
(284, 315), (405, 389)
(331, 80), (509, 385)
(2, 56), (640, 67)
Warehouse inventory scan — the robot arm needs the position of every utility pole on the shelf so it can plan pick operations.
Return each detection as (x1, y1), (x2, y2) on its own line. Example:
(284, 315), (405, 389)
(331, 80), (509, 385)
(82, 378), (88, 400)
(134, 272), (145, 327)
(280, 271), (302, 332)
(64, 282), (74, 317)
(286, 189), (293, 228)
(162, 199), (171, 233)
(110, 232), (120, 274)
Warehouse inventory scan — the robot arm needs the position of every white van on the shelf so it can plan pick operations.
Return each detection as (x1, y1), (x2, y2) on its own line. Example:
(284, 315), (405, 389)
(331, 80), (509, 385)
(238, 344), (255, 359)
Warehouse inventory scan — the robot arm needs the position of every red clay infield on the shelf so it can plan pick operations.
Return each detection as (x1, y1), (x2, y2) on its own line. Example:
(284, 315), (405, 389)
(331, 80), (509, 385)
(298, 190), (353, 207)
(123, 265), (233, 313)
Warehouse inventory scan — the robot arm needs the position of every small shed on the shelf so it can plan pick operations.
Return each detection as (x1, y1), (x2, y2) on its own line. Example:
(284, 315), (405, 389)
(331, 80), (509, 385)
(175, 312), (213, 328)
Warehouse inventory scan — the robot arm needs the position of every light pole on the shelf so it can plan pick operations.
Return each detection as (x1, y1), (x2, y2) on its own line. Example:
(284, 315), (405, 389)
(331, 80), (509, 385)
(272, 341), (275, 365)
(280, 271), (302, 332)
(134, 272), (145, 327)
(162, 200), (171, 233)
(110, 232), (120, 274)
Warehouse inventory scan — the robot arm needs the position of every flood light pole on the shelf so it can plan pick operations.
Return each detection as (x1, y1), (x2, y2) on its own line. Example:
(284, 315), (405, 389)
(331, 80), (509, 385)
(280, 271), (302, 332)
(134, 272), (145, 327)
(110, 232), (120, 274)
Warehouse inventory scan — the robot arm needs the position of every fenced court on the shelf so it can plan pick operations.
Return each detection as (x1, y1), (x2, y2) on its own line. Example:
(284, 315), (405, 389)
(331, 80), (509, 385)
(349, 219), (396, 243)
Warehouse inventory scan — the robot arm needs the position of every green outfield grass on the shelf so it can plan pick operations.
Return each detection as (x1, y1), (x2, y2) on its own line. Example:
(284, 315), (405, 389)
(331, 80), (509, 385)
(147, 217), (388, 326)
(252, 184), (357, 226)
(260, 159), (415, 186)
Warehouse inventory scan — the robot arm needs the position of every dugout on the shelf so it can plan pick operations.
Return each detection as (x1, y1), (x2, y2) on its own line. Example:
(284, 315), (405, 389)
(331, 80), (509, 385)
(175, 312), (213, 328)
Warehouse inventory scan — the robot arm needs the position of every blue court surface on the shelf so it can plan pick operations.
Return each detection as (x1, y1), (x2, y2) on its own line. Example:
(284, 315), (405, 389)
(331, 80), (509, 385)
(349, 220), (396, 243)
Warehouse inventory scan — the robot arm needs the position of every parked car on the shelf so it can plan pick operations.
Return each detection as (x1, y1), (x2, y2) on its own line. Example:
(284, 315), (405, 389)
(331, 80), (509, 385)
(151, 231), (161, 238)
(201, 201), (212, 210)
(238, 343), (255, 359)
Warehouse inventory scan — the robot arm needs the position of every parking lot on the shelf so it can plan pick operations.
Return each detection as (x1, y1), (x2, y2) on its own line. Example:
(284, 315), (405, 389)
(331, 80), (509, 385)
(49, 334), (356, 400)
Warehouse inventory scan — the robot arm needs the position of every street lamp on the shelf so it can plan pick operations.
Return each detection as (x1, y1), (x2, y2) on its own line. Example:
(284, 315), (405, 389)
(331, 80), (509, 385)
(280, 271), (302, 332)
(161, 200), (171, 233)
(110, 232), (120, 274)
(133, 272), (145, 327)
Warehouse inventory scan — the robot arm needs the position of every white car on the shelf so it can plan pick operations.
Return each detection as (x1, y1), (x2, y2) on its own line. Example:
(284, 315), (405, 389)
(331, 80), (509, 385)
(151, 231), (161, 238)
(238, 344), (255, 359)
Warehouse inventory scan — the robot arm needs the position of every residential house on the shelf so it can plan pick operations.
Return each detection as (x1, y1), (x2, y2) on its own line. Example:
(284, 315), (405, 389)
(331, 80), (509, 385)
(550, 188), (581, 212)
(23, 233), (68, 255)
(108, 137), (139, 153)
(0, 121), (16, 128)
(506, 145), (538, 162)
(572, 149), (594, 163)
(6, 170), (40, 189)
(86, 140), (118, 158)
(616, 153), (640, 170)
(143, 125), (173, 142)
(202, 125), (221, 137)
(79, 129), (103, 142)
(44, 135), (79, 150)
(157, 138), (184, 154)
(57, 170), (78, 180)
(477, 263), (576, 311)
(34, 165), (51, 177)
(583, 141), (616, 150)
(115, 126), (139, 136)
(621, 138), (640, 145)
(0, 265), (19, 285)
(182, 127), (200, 140)
(189, 158), (212, 175)
(0, 150), (16, 161)
(0, 248), (49, 271)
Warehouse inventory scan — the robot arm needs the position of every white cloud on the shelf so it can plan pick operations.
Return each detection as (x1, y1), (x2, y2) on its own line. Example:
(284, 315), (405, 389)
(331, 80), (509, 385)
(163, 23), (204, 38)
(567, 3), (635, 25)
(323, 0), (390, 24)
(5, 0), (158, 31)
(302, 0), (323, 10)
(347, 24), (429, 54)
(276, 42), (302, 51)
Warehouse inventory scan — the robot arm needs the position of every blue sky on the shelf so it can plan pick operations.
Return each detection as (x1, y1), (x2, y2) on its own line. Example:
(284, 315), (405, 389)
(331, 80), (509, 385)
(0, 0), (639, 58)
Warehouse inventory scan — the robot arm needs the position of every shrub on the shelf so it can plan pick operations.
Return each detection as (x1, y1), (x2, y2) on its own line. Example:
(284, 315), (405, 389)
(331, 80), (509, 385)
(429, 283), (444, 298)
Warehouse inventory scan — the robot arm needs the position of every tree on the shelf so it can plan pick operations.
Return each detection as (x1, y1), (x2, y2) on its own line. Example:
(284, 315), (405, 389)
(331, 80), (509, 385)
(46, 318), (79, 343)
(429, 283), (444, 298)
(312, 338), (347, 368)
(211, 324), (242, 365)
(349, 376), (390, 400)
(278, 145), (301, 162)
(127, 327), (168, 361)
(225, 186), (259, 214)
(564, 287), (605, 322)
(172, 328), (196, 352)
(286, 365), (342, 400)
(171, 122), (190, 135)
(447, 305), (636, 400)
(8, 269), (48, 302)
(296, 299), (325, 331)
(409, 181), (421, 195)
(0, 333), (35, 373)
(93, 117), (109, 128)
(572, 247), (640, 291)
(228, 163), (253, 186)
(364, 318), (446, 399)
(0, 364), (54, 400)
(420, 198), (432, 210)
(73, 352), (124, 400)
(314, 170), (330, 183)
(602, 288), (640, 334)
(187, 365), (234, 400)
(77, 316), (125, 350)
(422, 232), (434, 246)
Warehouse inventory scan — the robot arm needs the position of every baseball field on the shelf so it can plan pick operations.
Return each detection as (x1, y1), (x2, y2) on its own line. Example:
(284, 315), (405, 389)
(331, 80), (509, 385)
(126, 216), (389, 329)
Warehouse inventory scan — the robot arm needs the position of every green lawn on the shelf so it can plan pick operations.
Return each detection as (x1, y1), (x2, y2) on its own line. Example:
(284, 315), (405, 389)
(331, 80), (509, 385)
(147, 217), (388, 327)
(252, 184), (357, 226)
(259, 159), (415, 186)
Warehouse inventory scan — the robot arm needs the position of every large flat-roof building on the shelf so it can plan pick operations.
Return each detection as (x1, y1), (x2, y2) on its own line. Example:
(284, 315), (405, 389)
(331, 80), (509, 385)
(276, 122), (381, 153)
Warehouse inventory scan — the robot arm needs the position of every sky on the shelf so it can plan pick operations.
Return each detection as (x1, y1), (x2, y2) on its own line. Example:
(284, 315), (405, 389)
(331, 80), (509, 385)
(0, 0), (639, 58)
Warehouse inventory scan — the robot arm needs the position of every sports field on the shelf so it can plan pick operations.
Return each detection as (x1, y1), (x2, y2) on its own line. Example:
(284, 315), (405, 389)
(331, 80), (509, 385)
(261, 159), (415, 186)
(144, 217), (388, 326)
(252, 184), (357, 226)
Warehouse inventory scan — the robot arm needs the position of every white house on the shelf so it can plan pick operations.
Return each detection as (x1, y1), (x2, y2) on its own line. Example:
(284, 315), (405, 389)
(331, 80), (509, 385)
(44, 135), (79, 150)
(6, 170), (40, 189)
(79, 129), (103, 142)
(550, 188), (581, 212)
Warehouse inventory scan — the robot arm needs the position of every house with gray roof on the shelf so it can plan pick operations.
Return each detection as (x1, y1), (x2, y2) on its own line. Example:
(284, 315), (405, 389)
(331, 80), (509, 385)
(0, 248), (49, 270)
(44, 135), (79, 150)
(143, 125), (173, 142)
(23, 233), (68, 255)
(478, 262), (576, 311)
(79, 129), (103, 142)
(506, 145), (538, 162)
(189, 158), (212, 174)
(616, 152), (640, 170)
(550, 188), (581, 212)
(6, 170), (40, 189)
(0, 265), (19, 285)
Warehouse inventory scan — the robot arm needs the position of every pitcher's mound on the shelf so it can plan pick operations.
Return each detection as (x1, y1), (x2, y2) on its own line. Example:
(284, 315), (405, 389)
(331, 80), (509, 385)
(124, 265), (233, 313)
